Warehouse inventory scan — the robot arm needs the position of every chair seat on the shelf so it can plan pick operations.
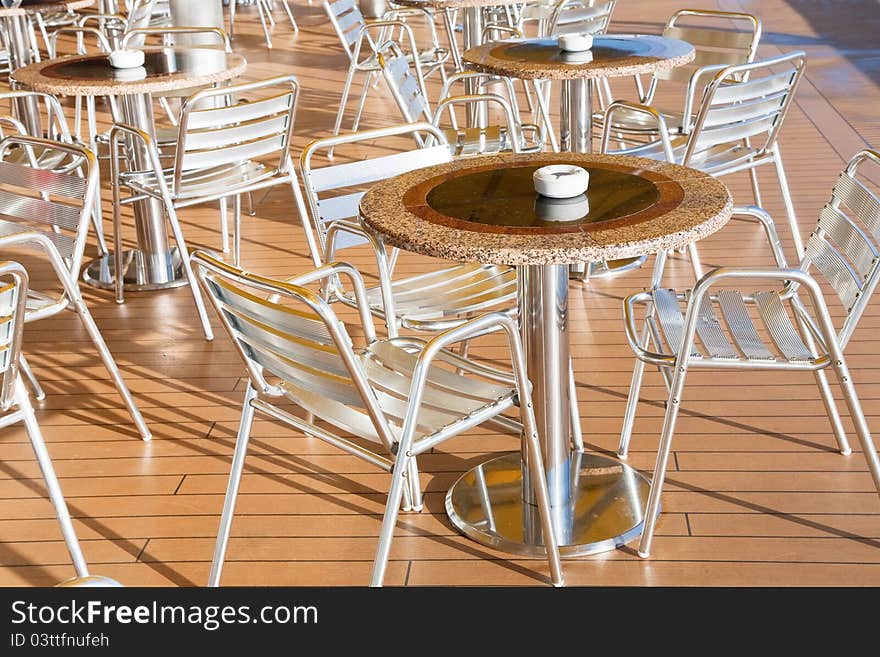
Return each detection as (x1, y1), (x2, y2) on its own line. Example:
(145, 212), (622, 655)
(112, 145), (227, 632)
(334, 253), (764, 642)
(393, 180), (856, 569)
(441, 126), (542, 157)
(619, 135), (765, 174)
(278, 338), (515, 445)
(592, 106), (685, 137)
(121, 160), (277, 201)
(628, 286), (824, 367)
(337, 262), (517, 331)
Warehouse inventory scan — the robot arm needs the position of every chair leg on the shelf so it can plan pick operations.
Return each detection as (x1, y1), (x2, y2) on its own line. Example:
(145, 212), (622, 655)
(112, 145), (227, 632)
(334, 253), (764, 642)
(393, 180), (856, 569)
(164, 203), (215, 341)
(569, 361), (584, 452)
(329, 65), (358, 158)
(351, 70), (374, 133)
(17, 377), (89, 578)
(219, 197), (230, 254)
(772, 145), (804, 259)
(232, 194), (242, 266)
(687, 242), (703, 279)
(209, 383), (257, 586)
(815, 369), (852, 455)
(256, 0), (273, 48)
(228, 0), (236, 40)
(830, 357), (880, 496)
(90, 189), (109, 257)
(280, 0), (298, 32)
(19, 354), (46, 401)
(638, 362), (689, 558)
(532, 80), (559, 152)
(371, 448), (411, 587)
(618, 325), (651, 459)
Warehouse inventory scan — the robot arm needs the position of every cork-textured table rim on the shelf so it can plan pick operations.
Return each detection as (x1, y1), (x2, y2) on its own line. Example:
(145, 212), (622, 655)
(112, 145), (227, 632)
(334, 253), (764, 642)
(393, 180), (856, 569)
(462, 34), (695, 81)
(10, 46), (248, 97)
(360, 152), (733, 266)
(392, 0), (523, 9)
(0, 0), (94, 17)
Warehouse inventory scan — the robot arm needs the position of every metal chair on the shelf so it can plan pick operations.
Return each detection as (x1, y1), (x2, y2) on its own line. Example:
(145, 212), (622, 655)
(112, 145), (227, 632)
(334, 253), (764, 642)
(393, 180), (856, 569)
(601, 51), (808, 273)
(595, 9), (762, 148)
(432, 71), (544, 157)
(192, 251), (564, 587)
(0, 134), (150, 441)
(548, 0), (616, 36)
(299, 122), (584, 451)
(325, 0), (448, 146)
(619, 150), (880, 558)
(227, 0), (298, 49)
(110, 74), (306, 340)
(0, 261), (90, 580)
(0, 90), (109, 260)
(77, 0), (158, 49)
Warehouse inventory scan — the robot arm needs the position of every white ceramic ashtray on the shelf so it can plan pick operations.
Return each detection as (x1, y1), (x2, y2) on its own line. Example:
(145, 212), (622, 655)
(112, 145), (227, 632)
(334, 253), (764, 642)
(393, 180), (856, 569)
(533, 164), (590, 198)
(109, 49), (145, 69)
(535, 194), (589, 222)
(112, 66), (147, 82)
(560, 49), (594, 64)
(558, 32), (593, 52)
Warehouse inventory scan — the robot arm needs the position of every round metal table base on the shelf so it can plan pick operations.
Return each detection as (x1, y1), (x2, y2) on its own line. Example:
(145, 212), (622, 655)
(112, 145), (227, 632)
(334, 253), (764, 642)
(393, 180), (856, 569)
(83, 248), (190, 292)
(569, 255), (648, 281)
(446, 452), (651, 557)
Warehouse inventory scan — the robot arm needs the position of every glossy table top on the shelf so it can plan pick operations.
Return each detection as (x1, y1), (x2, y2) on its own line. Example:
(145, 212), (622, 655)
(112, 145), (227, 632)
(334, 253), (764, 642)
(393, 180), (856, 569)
(360, 152), (732, 266)
(11, 46), (247, 96)
(463, 34), (695, 80)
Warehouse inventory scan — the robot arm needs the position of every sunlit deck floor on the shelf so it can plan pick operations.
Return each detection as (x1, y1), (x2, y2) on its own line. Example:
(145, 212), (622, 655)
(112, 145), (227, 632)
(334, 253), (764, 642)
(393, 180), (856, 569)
(1, 0), (879, 586)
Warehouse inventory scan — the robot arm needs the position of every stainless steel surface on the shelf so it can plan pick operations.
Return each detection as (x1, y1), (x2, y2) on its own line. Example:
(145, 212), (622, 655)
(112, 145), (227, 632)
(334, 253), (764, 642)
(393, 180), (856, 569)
(560, 77), (592, 154)
(3, 14), (41, 134)
(82, 247), (188, 291)
(519, 264), (570, 506)
(192, 252), (563, 586)
(170, 0), (223, 46)
(462, 7), (485, 127)
(115, 93), (178, 286)
(446, 452), (650, 556)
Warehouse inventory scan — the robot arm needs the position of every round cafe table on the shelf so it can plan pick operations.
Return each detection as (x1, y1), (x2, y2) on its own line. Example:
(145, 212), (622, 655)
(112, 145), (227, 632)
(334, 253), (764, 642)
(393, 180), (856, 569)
(12, 47), (247, 292)
(361, 152), (732, 556)
(0, 1), (95, 132)
(464, 34), (694, 279)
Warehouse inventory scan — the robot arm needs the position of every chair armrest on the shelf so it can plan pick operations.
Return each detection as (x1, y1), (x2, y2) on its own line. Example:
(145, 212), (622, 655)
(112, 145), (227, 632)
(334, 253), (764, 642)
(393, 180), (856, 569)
(730, 205), (789, 269)
(682, 63), (737, 133)
(601, 100), (675, 161)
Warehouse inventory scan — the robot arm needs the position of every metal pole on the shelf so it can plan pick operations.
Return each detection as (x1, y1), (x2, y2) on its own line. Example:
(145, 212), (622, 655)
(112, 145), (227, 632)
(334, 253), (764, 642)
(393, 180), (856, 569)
(169, 0), (225, 46)
(518, 264), (571, 510)
(4, 15), (42, 135)
(462, 7), (486, 128)
(560, 77), (592, 154)
(119, 93), (177, 284)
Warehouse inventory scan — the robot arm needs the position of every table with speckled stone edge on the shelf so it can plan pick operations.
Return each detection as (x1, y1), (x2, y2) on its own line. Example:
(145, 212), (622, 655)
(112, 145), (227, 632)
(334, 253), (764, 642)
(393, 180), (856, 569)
(360, 151), (732, 557)
(12, 47), (247, 292)
(464, 34), (695, 279)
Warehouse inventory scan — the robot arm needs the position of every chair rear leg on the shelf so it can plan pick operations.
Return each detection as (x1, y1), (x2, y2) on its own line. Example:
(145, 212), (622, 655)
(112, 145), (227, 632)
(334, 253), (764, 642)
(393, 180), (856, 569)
(371, 451), (411, 586)
(329, 65), (358, 158)
(19, 354), (46, 401)
(209, 384), (257, 586)
(219, 197), (230, 253)
(351, 70), (374, 133)
(18, 378), (89, 577)
(831, 357), (880, 496)
(280, 0), (298, 31)
(232, 194), (242, 266)
(256, 0), (273, 48)
(772, 145), (804, 259)
(619, 327), (651, 459)
(815, 368), (852, 455)
(686, 242), (703, 279)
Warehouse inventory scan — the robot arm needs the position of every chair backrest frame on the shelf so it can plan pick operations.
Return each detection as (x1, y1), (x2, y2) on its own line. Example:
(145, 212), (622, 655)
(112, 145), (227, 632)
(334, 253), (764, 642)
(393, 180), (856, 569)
(0, 261), (28, 412)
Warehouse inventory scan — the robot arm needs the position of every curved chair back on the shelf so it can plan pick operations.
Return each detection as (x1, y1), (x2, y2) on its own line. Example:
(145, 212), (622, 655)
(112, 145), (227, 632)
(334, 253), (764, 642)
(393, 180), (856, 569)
(299, 122), (451, 259)
(325, 0), (367, 61)
(802, 150), (880, 347)
(377, 46), (431, 124)
(658, 9), (762, 86)
(0, 261), (28, 412)
(549, 0), (616, 36)
(47, 26), (112, 57)
(0, 135), (98, 281)
(121, 26), (232, 51)
(683, 51), (806, 166)
(173, 75), (300, 196)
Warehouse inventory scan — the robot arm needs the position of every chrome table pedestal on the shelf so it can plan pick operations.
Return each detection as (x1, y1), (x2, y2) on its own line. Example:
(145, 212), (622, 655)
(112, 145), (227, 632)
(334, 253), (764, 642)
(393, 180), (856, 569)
(446, 264), (651, 556)
(82, 93), (188, 291)
(559, 77), (647, 280)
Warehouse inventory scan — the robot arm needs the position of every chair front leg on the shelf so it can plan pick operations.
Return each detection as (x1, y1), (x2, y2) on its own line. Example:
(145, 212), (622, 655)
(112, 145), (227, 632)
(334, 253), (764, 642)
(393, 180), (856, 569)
(209, 384), (258, 586)
(17, 377), (89, 578)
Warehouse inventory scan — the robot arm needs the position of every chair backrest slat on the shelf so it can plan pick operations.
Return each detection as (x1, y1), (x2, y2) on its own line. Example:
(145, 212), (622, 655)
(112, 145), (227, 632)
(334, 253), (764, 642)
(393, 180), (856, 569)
(798, 151), (880, 347)
(0, 160), (87, 198)
(549, 0), (616, 36)
(174, 76), (298, 191)
(299, 124), (451, 261)
(664, 25), (758, 51)
(325, 0), (364, 54)
(382, 53), (430, 122)
(685, 52), (804, 163)
(0, 190), (84, 231)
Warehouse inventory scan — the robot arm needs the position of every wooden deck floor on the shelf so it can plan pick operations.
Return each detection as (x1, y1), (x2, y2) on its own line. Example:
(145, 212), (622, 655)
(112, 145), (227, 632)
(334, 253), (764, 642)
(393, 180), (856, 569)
(1, 0), (879, 587)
